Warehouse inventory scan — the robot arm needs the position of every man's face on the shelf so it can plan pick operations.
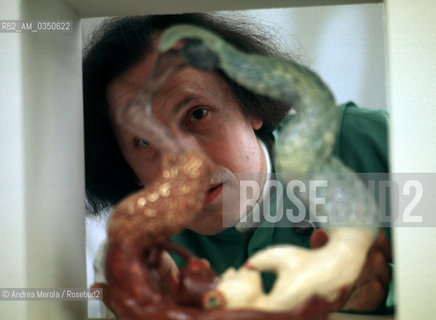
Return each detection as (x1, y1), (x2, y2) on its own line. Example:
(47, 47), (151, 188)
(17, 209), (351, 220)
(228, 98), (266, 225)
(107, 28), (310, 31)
(107, 54), (266, 235)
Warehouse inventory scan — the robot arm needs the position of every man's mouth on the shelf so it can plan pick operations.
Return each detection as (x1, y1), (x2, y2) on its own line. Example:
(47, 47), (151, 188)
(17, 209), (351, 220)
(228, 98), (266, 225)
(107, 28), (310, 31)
(203, 183), (223, 207)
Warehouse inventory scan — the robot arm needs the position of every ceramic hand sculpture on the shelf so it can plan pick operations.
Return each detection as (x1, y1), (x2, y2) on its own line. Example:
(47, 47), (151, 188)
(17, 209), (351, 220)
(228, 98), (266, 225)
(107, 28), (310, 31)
(105, 24), (379, 319)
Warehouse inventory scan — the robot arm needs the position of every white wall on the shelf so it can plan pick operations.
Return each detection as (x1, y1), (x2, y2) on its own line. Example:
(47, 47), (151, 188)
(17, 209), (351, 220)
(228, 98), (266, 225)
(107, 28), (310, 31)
(242, 5), (386, 109)
(0, 2), (27, 318)
(0, 0), (86, 319)
(385, 1), (436, 319)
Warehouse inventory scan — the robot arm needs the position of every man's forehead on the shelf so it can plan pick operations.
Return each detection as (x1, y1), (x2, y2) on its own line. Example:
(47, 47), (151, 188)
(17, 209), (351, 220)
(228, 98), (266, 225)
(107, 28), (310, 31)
(111, 68), (223, 106)
(155, 69), (214, 97)
(106, 55), (156, 107)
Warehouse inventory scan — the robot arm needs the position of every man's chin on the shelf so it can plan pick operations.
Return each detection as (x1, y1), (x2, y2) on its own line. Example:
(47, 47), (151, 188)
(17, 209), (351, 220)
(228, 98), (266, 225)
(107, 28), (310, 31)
(195, 201), (253, 234)
(186, 207), (227, 235)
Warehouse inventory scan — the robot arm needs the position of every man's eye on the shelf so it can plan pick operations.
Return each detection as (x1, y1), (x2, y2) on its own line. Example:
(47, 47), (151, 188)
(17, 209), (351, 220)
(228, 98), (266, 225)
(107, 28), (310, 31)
(135, 138), (149, 147)
(190, 108), (208, 121)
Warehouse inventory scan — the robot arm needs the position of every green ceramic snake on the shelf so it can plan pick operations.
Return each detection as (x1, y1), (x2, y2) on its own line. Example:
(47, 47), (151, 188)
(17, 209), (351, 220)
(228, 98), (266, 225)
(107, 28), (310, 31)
(160, 25), (379, 310)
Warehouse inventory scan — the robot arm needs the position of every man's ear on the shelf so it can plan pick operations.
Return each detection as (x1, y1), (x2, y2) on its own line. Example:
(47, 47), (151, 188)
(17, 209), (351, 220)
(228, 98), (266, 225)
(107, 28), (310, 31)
(251, 118), (263, 130)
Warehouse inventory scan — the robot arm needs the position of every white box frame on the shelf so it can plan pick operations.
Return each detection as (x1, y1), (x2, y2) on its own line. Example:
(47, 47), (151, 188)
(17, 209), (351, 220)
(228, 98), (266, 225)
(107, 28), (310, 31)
(1, 0), (435, 319)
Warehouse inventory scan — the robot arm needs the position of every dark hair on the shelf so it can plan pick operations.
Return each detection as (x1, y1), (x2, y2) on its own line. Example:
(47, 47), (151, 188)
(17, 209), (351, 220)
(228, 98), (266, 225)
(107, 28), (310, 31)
(83, 13), (292, 215)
